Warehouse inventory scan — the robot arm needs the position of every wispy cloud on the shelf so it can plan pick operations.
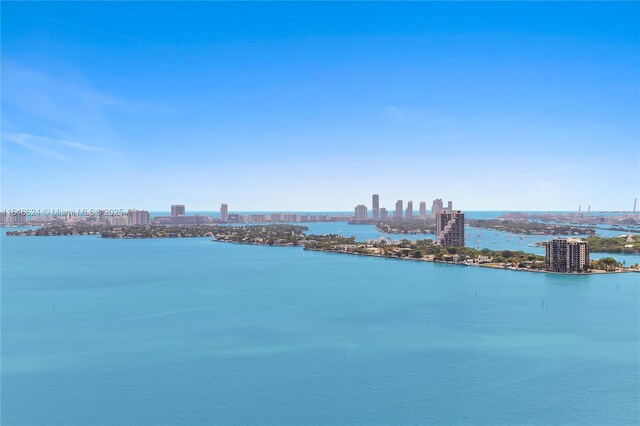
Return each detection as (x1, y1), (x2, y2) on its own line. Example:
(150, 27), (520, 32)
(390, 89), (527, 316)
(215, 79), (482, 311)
(2, 60), (167, 159)
(3, 133), (121, 160)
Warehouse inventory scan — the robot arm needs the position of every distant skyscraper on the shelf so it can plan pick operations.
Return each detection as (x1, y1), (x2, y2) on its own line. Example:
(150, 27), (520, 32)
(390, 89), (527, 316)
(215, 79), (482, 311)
(354, 205), (368, 221)
(372, 194), (380, 220)
(127, 209), (150, 226)
(171, 204), (185, 217)
(447, 201), (453, 213)
(419, 201), (427, 218)
(432, 199), (444, 215)
(406, 201), (413, 219)
(7, 211), (27, 224)
(380, 208), (388, 220)
(395, 200), (403, 219)
(435, 210), (465, 247)
(220, 204), (229, 222)
(545, 238), (589, 272)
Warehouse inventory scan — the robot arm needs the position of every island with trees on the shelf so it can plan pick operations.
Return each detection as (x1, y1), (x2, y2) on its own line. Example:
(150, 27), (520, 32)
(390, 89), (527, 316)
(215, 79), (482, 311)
(5, 224), (309, 243)
(467, 219), (596, 235)
(501, 212), (640, 226)
(374, 220), (436, 234)
(6, 224), (637, 273)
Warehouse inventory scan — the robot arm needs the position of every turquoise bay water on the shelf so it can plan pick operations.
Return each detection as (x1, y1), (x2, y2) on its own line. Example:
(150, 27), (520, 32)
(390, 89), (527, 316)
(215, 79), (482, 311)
(2, 233), (639, 425)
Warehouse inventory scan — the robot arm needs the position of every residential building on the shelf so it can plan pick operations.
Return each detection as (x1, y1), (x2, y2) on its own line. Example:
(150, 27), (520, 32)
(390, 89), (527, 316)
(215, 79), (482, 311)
(2, 211), (27, 224)
(395, 200), (403, 219)
(194, 215), (210, 224)
(419, 201), (427, 218)
(380, 208), (388, 220)
(107, 215), (128, 226)
(545, 238), (590, 273)
(171, 204), (185, 217)
(435, 210), (465, 247)
(12, 212), (27, 224)
(432, 199), (444, 215)
(372, 194), (380, 220)
(354, 205), (368, 221)
(220, 204), (229, 222)
(247, 214), (267, 223)
(127, 209), (150, 226)
(406, 201), (413, 219)
(282, 214), (300, 222)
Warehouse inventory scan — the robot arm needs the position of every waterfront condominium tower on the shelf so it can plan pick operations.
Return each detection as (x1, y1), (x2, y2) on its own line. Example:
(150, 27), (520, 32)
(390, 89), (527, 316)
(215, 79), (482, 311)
(171, 204), (185, 217)
(544, 238), (590, 273)
(395, 200), (403, 219)
(406, 201), (413, 219)
(380, 208), (388, 220)
(354, 205), (368, 221)
(220, 204), (229, 222)
(419, 201), (427, 218)
(372, 194), (380, 220)
(435, 210), (465, 247)
(431, 199), (444, 215)
(127, 209), (150, 226)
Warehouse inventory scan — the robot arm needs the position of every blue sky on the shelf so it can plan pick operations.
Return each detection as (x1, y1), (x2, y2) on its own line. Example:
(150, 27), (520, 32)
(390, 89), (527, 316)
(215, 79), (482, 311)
(2, 2), (638, 211)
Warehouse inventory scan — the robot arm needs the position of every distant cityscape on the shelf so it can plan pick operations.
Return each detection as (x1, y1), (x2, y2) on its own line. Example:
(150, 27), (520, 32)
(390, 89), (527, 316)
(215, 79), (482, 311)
(0, 194), (468, 246)
(0, 194), (463, 226)
(3, 195), (640, 274)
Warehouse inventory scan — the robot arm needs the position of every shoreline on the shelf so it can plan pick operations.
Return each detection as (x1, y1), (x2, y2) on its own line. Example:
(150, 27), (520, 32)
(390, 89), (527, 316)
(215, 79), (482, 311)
(5, 226), (638, 274)
(302, 247), (635, 275)
(5, 229), (637, 256)
(214, 240), (635, 275)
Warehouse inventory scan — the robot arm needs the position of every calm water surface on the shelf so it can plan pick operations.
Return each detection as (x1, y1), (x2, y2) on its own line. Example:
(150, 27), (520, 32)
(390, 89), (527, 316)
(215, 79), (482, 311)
(2, 232), (639, 425)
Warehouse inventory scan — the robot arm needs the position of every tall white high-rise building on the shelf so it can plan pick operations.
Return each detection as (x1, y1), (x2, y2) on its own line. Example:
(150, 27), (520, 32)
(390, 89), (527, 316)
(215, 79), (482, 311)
(395, 200), (403, 219)
(406, 201), (413, 219)
(220, 204), (229, 222)
(354, 205), (368, 221)
(419, 201), (427, 218)
(372, 194), (380, 220)
(432, 199), (444, 215)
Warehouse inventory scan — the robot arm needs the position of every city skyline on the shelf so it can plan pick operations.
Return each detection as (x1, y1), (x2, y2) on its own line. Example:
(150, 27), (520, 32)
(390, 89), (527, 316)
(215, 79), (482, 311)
(2, 2), (639, 211)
